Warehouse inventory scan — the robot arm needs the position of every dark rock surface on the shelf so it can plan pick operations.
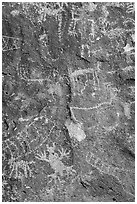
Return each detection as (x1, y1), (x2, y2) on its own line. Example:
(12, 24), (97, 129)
(2, 2), (135, 202)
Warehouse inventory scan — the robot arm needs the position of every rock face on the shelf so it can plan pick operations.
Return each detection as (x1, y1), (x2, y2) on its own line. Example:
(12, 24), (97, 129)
(2, 2), (135, 202)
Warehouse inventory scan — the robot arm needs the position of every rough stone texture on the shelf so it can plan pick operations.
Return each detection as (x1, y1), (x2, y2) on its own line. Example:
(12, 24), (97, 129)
(2, 2), (135, 202)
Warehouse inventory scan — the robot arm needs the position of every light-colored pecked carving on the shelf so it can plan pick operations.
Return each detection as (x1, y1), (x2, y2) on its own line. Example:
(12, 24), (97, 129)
(86, 152), (112, 175)
(8, 156), (35, 179)
(35, 143), (76, 184)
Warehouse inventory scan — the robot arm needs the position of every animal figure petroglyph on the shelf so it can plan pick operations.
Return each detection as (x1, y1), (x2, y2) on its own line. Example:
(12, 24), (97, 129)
(36, 143), (76, 184)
